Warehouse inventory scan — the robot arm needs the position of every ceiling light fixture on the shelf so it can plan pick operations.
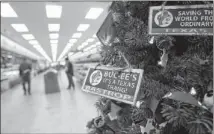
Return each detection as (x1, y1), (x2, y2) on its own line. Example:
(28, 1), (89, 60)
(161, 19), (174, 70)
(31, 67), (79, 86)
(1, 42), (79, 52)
(57, 43), (73, 61)
(67, 43), (74, 47)
(49, 33), (59, 39)
(33, 44), (40, 48)
(83, 44), (97, 52)
(69, 39), (77, 43)
(33, 45), (51, 62)
(50, 43), (58, 47)
(51, 44), (58, 62)
(1, 3), (18, 17)
(68, 52), (74, 57)
(22, 34), (35, 40)
(72, 33), (82, 38)
(77, 24), (90, 31)
(48, 24), (60, 32)
(77, 46), (82, 50)
(11, 24), (29, 32)
(86, 38), (95, 43)
(82, 42), (88, 46)
(46, 4), (62, 18)
(85, 8), (104, 19)
(50, 40), (58, 44)
(29, 40), (39, 45)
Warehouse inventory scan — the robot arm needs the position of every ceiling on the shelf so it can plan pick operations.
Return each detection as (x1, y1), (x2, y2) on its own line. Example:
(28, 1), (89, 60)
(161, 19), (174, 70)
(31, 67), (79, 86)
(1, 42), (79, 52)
(1, 2), (111, 62)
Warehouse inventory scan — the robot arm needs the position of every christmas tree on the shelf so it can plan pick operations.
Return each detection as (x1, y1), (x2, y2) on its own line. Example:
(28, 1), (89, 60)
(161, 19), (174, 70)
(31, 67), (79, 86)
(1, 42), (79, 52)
(86, 1), (213, 134)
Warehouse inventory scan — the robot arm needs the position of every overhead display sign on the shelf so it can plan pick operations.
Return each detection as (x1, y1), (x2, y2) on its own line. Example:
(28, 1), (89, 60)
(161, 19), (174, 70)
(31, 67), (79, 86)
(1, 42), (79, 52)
(96, 11), (116, 45)
(82, 66), (143, 105)
(149, 4), (213, 35)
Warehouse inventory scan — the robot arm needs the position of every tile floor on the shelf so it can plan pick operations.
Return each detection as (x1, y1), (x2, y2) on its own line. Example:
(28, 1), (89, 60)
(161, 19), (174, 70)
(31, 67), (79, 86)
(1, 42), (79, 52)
(1, 70), (99, 133)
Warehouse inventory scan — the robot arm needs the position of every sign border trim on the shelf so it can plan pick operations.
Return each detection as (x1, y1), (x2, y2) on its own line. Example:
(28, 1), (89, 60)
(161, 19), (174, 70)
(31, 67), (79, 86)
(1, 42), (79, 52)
(148, 4), (213, 35)
(81, 65), (144, 105)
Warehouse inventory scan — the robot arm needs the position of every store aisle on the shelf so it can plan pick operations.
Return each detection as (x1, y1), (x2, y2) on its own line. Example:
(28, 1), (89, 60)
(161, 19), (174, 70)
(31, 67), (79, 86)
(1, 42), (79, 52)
(1, 71), (99, 133)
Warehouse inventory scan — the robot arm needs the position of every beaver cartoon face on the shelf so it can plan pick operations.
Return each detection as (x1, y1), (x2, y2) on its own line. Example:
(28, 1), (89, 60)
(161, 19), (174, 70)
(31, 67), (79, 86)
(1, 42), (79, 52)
(154, 10), (173, 27)
(90, 70), (103, 86)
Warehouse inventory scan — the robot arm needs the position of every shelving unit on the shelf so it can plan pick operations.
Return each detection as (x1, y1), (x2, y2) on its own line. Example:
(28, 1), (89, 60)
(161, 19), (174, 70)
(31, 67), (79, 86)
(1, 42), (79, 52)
(74, 62), (98, 85)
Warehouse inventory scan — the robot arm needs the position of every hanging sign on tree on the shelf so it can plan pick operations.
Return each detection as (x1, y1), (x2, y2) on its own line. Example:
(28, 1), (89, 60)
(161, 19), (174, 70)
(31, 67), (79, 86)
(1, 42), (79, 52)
(149, 4), (213, 35)
(82, 66), (143, 105)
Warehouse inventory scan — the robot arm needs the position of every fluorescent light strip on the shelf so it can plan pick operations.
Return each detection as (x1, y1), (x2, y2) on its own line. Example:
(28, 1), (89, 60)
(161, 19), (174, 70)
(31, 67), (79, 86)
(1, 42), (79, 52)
(69, 39), (77, 43)
(22, 34), (35, 40)
(57, 43), (74, 61)
(67, 43), (74, 47)
(82, 42), (88, 46)
(46, 4), (62, 18)
(1, 35), (43, 60)
(83, 44), (96, 52)
(11, 24), (29, 32)
(84, 43), (102, 52)
(50, 40), (58, 44)
(73, 52), (82, 57)
(72, 33), (82, 38)
(51, 44), (58, 61)
(77, 42), (89, 50)
(1, 3), (18, 17)
(48, 24), (60, 32)
(49, 33), (59, 39)
(77, 46), (82, 50)
(68, 52), (74, 56)
(67, 52), (74, 59)
(29, 40), (39, 45)
(33, 45), (51, 61)
(86, 38), (95, 43)
(77, 24), (90, 31)
(85, 8), (103, 19)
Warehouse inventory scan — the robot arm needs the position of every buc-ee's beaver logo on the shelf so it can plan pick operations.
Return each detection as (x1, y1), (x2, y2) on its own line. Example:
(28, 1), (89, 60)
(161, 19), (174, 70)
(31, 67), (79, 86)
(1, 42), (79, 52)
(154, 10), (173, 27)
(89, 70), (103, 86)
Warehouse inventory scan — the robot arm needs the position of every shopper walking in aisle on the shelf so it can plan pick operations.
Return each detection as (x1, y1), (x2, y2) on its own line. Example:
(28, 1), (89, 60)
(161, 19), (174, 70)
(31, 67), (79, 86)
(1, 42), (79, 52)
(65, 57), (75, 90)
(19, 58), (32, 95)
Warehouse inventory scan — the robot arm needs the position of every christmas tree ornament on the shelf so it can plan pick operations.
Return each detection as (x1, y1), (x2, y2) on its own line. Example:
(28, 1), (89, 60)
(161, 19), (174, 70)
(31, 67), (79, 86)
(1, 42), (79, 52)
(158, 49), (168, 68)
(136, 100), (143, 108)
(156, 36), (174, 68)
(203, 90), (213, 113)
(107, 102), (122, 121)
(113, 37), (120, 43)
(149, 36), (155, 44)
(190, 87), (197, 95)
(125, 11), (132, 16)
(156, 36), (175, 50)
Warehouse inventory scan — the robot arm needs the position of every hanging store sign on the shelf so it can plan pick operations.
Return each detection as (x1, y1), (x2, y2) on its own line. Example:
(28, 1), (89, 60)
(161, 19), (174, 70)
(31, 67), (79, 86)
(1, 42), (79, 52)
(149, 4), (213, 35)
(82, 66), (143, 105)
(97, 11), (116, 46)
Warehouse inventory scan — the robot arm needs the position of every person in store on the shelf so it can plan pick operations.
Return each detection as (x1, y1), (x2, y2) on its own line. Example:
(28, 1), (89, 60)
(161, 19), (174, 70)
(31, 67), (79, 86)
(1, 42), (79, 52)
(65, 57), (75, 90)
(19, 58), (32, 95)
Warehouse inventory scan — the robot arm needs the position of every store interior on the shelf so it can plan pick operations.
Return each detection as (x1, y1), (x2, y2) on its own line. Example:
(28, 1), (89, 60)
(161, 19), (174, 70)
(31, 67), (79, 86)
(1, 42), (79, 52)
(1, 1), (213, 134)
